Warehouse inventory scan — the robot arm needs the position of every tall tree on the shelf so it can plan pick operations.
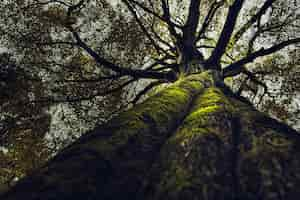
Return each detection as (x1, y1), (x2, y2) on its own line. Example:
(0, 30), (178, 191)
(0, 0), (299, 199)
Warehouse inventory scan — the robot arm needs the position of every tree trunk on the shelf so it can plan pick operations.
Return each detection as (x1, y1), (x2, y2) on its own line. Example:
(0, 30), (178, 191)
(141, 87), (300, 200)
(1, 71), (300, 200)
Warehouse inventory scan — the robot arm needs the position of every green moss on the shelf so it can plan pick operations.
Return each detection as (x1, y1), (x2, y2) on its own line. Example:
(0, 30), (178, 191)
(194, 87), (232, 108)
(178, 87), (233, 138)
(42, 72), (216, 200)
(146, 84), (300, 200)
(83, 73), (215, 156)
(187, 105), (221, 120)
(150, 86), (237, 197)
(176, 71), (214, 92)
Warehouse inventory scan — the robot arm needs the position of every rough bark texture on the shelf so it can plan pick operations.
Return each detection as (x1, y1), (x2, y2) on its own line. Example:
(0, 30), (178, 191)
(1, 71), (300, 200)
(0, 72), (214, 200)
(142, 87), (300, 200)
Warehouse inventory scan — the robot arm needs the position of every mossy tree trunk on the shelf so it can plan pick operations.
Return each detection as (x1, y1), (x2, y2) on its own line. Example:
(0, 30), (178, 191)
(1, 71), (300, 200)
(142, 87), (300, 200)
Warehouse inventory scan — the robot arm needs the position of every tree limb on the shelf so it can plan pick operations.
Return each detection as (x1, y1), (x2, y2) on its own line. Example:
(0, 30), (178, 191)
(131, 80), (165, 104)
(232, 0), (276, 43)
(223, 38), (300, 77)
(69, 28), (176, 81)
(205, 0), (245, 68)
(255, 115), (300, 141)
(122, 0), (168, 55)
(161, 0), (181, 39)
(196, 0), (225, 41)
(125, 0), (182, 28)
(183, 0), (201, 43)
(30, 79), (136, 104)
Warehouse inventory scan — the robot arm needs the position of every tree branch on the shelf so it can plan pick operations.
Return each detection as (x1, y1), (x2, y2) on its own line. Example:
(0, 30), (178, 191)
(69, 28), (176, 81)
(56, 74), (125, 83)
(232, 0), (276, 43)
(31, 79), (136, 104)
(150, 24), (175, 52)
(125, 0), (182, 28)
(243, 70), (269, 96)
(131, 80), (165, 104)
(205, 0), (244, 68)
(64, 2), (177, 81)
(196, 0), (225, 41)
(161, 0), (181, 39)
(223, 38), (300, 77)
(122, 0), (167, 55)
(255, 115), (300, 141)
(183, 0), (201, 43)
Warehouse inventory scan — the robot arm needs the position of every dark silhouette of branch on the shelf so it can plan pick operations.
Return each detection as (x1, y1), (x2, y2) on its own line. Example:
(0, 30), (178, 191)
(197, 0), (225, 41)
(182, 0), (201, 43)
(255, 115), (300, 141)
(232, 0), (276, 43)
(131, 80), (165, 104)
(243, 70), (269, 97)
(150, 25), (175, 52)
(30, 79), (136, 104)
(223, 38), (300, 77)
(69, 28), (176, 81)
(161, 0), (181, 39)
(244, 10), (294, 56)
(125, 0), (182, 28)
(64, 1), (176, 81)
(56, 74), (125, 83)
(205, 0), (244, 68)
(122, 0), (168, 55)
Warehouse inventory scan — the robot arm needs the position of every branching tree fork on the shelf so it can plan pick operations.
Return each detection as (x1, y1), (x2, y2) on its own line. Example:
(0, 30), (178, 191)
(61, 0), (299, 95)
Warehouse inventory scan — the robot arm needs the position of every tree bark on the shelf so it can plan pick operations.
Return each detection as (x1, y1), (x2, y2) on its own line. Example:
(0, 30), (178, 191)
(141, 87), (300, 200)
(0, 72), (214, 200)
(1, 71), (300, 200)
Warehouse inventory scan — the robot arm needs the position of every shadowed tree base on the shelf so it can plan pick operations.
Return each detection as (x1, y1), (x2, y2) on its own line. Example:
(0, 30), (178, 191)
(1, 72), (300, 200)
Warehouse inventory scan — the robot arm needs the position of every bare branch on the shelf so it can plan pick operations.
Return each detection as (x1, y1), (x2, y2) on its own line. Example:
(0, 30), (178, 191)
(63, 1), (177, 81)
(183, 0), (201, 43)
(56, 74), (125, 83)
(131, 80), (165, 104)
(197, 0), (225, 41)
(243, 70), (269, 95)
(205, 0), (245, 68)
(125, 0), (182, 28)
(122, 0), (168, 55)
(255, 115), (300, 141)
(69, 28), (176, 81)
(223, 38), (300, 77)
(150, 25), (175, 52)
(232, 0), (276, 43)
(31, 79), (136, 104)
(161, 0), (181, 39)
